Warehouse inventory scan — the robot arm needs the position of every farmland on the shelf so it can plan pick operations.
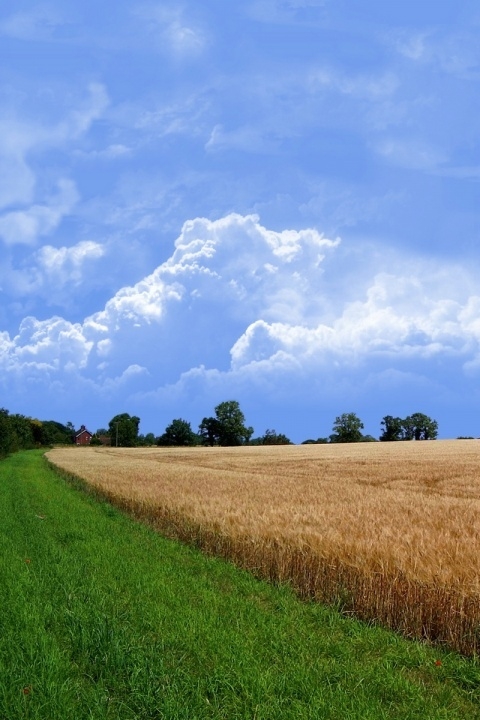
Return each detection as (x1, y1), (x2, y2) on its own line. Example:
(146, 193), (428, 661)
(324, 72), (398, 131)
(5, 450), (480, 718)
(48, 440), (480, 655)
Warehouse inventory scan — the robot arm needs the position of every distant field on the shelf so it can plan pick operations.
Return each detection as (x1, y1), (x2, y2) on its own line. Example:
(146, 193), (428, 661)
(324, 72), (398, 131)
(48, 440), (480, 655)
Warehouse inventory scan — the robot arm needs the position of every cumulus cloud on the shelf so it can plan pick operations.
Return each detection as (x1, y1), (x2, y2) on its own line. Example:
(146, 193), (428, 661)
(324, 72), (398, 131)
(0, 316), (93, 373)
(0, 213), (338, 374)
(2, 213), (480, 430)
(230, 272), (476, 374)
(0, 239), (107, 312)
(36, 239), (105, 283)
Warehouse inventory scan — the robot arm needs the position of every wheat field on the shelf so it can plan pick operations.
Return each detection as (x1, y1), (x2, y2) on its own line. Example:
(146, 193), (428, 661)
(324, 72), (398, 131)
(47, 440), (480, 654)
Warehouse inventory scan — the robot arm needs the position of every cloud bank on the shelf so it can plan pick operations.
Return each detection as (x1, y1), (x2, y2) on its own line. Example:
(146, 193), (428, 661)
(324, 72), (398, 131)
(1, 213), (480, 439)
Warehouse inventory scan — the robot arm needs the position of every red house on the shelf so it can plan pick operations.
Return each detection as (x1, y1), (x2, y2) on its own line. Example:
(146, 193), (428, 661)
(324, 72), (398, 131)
(75, 425), (93, 445)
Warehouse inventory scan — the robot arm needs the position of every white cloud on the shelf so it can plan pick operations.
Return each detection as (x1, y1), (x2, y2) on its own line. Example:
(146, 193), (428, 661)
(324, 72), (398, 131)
(0, 83), (107, 180)
(3, 214), (480, 414)
(0, 214), (339, 377)
(0, 180), (79, 246)
(0, 239), (107, 310)
(36, 240), (105, 283)
(0, 83), (108, 255)
(229, 271), (477, 375)
(0, 316), (93, 373)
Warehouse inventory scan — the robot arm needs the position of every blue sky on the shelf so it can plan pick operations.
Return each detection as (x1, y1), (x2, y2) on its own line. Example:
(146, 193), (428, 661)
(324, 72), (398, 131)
(1, 0), (480, 442)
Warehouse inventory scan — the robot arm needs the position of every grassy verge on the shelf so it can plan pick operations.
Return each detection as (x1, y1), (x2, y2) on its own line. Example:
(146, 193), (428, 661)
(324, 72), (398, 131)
(0, 450), (479, 719)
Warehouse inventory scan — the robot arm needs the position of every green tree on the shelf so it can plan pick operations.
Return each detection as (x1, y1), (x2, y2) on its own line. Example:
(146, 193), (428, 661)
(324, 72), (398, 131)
(199, 417), (221, 446)
(158, 419), (197, 447)
(301, 437), (329, 445)
(405, 413), (438, 440)
(0, 408), (13, 457)
(379, 415), (404, 442)
(9, 414), (36, 450)
(137, 433), (157, 447)
(330, 412), (364, 443)
(261, 429), (292, 445)
(380, 413), (438, 441)
(215, 400), (253, 446)
(41, 420), (75, 445)
(108, 413), (140, 447)
(199, 401), (253, 446)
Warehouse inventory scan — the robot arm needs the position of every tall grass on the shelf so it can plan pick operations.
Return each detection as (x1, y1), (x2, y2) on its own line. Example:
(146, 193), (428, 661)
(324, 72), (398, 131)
(48, 441), (480, 655)
(4, 450), (480, 718)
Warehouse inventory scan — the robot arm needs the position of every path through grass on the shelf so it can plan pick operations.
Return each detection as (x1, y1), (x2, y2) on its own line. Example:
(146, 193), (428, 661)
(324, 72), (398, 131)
(1, 450), (479, 719)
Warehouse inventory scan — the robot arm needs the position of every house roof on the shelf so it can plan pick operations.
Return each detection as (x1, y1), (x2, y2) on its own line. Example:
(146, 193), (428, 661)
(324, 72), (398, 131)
(75, 425), (92, 437)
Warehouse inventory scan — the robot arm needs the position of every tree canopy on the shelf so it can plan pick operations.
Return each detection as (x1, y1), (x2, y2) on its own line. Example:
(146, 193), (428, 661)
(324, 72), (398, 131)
(329, 413), (364, 443)
(108, 413), (140, 447)
(199, 401), (253, 446)
(380, 413), (438, 441)
(158, 419), (198, 447)
(261, 429), (292, 445)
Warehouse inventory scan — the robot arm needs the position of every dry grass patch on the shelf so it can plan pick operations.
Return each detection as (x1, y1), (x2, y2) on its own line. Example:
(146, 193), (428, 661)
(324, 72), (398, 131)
(47, 440), (480, 654)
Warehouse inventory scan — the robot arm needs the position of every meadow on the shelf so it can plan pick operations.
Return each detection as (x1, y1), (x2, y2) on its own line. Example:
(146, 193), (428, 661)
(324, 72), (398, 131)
(4, 450), (480, 718)
(48, 440), (480, 656)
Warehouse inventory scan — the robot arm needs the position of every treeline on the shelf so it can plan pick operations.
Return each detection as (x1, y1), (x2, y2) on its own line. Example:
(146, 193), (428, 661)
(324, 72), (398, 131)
(100, 402), (280, 448)
(98, 405), (439, 448)
(0, 402), (441, 456)
(0, 409), (74, 458)
(302, 412), (439, 445)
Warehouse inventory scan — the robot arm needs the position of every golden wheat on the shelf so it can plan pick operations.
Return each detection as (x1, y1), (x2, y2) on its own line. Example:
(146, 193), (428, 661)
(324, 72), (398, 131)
(47, 440), (480, 654)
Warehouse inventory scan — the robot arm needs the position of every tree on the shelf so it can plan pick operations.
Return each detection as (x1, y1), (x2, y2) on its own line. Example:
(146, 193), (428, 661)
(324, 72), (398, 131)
(301, 437), (329, 445)
(198, 417), (221, 446)
(380, 413), (438, 441)
(405, 413), (438, 440)
(41, 420), (75, 445)
(0, 408), (13, 457)
(330, 412), (364, 443)
(215, 400), (253, 446)
(199, 401), (253, 446)
(158, 419), (198, 447)
(108, 413), (140, 447)
(66, 421), (76, 441)
(380, 415), (404, 442)
(137, 433), (157, 447)
(9, 414), (36, 450)
(261, 429), (292, 445)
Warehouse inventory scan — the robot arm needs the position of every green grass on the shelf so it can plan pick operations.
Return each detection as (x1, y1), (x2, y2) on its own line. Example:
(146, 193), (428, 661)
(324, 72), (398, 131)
(0, 451), (479, 719)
